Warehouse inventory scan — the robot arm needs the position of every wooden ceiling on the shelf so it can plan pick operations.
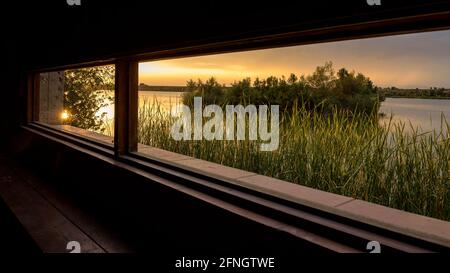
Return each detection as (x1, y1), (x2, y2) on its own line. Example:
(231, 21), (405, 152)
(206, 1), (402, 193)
(3, 0), (450, 69)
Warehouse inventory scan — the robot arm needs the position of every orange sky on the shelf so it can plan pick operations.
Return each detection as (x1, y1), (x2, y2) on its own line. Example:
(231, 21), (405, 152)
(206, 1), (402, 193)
(139, 29), (450, 89)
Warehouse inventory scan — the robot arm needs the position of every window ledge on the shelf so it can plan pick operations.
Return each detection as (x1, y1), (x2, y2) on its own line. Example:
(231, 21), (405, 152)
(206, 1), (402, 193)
(21, 125), (450, 251)
(136, 145), (450, 249)
(35, 123), (114, 147)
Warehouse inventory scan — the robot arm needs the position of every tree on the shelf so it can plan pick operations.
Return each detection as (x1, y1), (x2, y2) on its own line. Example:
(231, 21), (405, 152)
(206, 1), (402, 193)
(64, 65), (115, 132)
(181, 62), (381, 116)
(182, 77), (224, 107)
(306, 61), (336, 90)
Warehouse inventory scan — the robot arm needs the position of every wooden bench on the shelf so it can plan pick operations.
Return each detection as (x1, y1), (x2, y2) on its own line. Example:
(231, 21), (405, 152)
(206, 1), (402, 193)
(0, 154), (131, 253)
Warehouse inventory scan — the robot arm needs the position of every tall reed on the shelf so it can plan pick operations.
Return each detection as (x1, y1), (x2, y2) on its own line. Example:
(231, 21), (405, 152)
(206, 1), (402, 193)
(137, 99), (450, 221)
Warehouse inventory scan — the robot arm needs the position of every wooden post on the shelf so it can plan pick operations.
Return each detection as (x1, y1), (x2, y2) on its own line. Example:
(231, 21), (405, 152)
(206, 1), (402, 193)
(128, 61), (138, 153)
(32, 73), (40, 122)
(115, 60), (138, 156)
(26, 73), (35, 124)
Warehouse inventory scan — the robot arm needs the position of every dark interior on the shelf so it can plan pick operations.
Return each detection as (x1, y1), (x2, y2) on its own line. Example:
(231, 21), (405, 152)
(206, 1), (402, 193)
(2, 0), (450, 255)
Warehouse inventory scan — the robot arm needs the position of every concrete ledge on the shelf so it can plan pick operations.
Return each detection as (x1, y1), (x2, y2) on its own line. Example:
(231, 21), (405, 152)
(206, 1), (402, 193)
(35, 124), (450, 248)
(46, 124), (114, 146)
(174, 158), (256, 180)
(334, 200), (450, 248)
(237, 175), (354, 209)
(137, 146), (257, 179)
(136, 144), (450, 248)
(137, 145), (193, 162)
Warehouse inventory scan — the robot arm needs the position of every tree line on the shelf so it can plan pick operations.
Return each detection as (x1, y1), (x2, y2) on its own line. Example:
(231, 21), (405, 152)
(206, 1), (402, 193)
(182, 62), (382, 115)
(381, 87), (450, 99)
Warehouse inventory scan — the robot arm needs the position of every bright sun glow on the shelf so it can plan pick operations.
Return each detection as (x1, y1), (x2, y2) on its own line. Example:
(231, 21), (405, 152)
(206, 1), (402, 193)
(61, 110), (70, 120)
(138, 30), (450, 88)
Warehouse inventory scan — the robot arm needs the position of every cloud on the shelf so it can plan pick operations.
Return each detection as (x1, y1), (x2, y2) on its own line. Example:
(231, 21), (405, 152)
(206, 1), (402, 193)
(139, 30), (450, 88)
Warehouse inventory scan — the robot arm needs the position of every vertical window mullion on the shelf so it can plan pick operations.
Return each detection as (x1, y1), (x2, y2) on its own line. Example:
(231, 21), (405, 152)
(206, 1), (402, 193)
(114, 60), (128, 156)
(128, 61), (138, 153)
(32, 73), (40, 123)
(114, 59), (138, 156)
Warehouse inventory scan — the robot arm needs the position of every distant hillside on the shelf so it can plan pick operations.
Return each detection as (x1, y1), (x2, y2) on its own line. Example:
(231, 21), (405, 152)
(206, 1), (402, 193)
(382, 87), (450, 99)
(139, 83), (187, 92)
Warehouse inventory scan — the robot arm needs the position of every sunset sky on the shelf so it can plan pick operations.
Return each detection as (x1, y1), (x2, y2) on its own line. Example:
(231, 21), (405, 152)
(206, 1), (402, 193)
(139, 29), (450, 89)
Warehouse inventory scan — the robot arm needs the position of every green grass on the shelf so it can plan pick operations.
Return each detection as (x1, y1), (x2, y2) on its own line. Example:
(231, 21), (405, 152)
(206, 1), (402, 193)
(137, 99), (450, 221)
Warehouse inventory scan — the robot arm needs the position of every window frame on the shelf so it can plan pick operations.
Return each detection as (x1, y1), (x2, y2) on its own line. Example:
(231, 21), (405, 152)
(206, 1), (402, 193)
(23, 10), (450, 251)
(29, 61), (118, 151)
(27, 16), (450, 197)
(27, 10), (450, 156)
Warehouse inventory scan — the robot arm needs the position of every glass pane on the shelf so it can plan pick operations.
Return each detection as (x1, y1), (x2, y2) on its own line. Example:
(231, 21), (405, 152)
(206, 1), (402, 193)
(38, 65), (115, 145)
(137, 30), (450, 221)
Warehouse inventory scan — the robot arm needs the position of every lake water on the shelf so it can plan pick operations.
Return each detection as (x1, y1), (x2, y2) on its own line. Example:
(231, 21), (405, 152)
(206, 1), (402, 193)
(100, 92), (450, 135)
(138, 91), (185, 112)
(97, 91), (185, 119)
(136, 93), (450, 135)
(380, 98), (450, 134)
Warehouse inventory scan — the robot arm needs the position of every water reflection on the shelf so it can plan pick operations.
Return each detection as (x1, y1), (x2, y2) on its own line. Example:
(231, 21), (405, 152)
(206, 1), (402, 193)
(379, 98), (450, 135)
(138, 91), (185, 112)
(101, 92), (450, 136)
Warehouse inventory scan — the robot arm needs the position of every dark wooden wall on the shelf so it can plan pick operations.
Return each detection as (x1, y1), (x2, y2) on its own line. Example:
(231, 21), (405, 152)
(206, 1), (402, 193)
(5, 0), (450, 68)
(2, 0), (450, 254)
